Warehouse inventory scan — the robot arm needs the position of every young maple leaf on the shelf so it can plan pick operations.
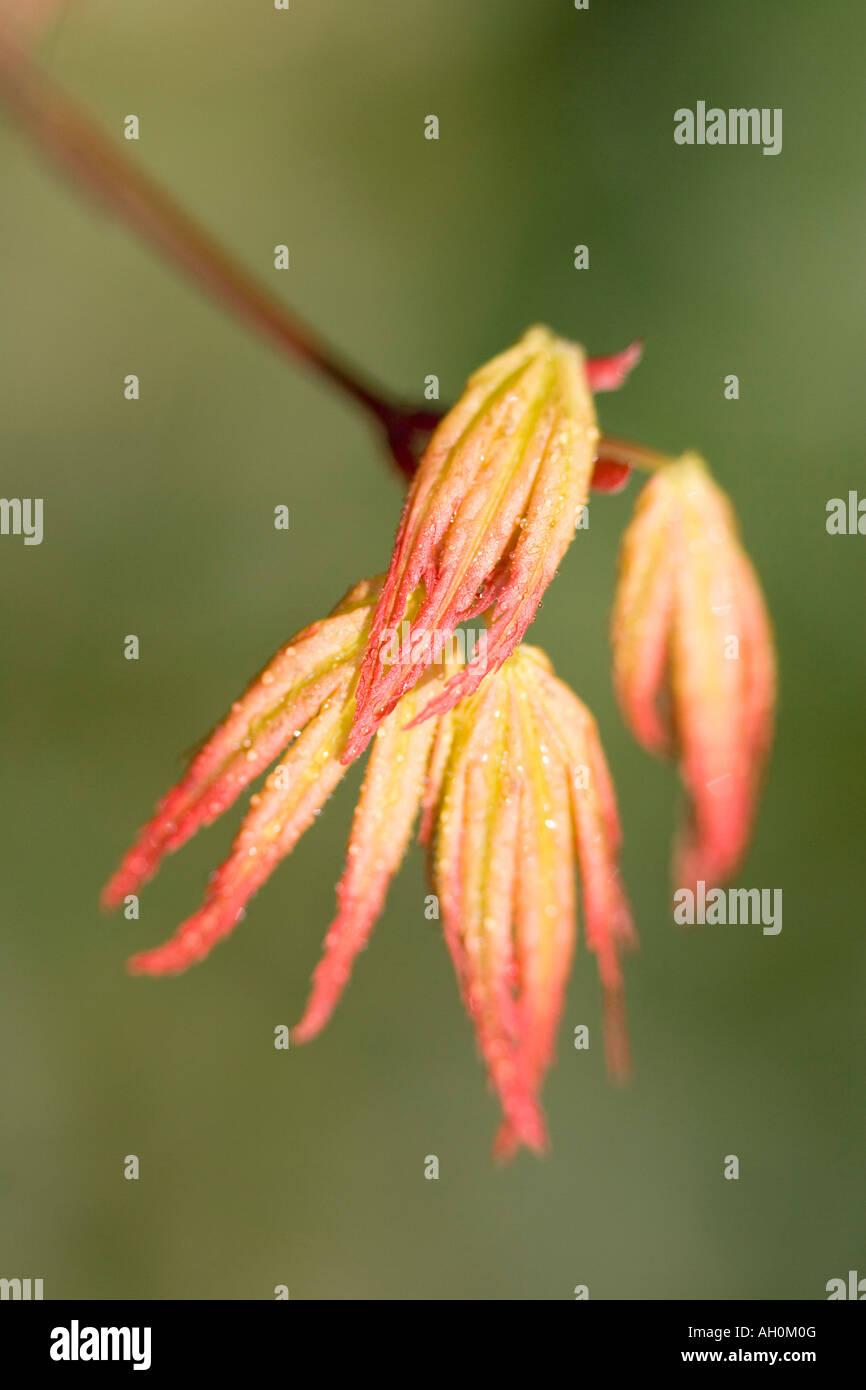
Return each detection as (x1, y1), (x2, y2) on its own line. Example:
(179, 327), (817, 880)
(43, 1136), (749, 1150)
(344, 326), (640, 762)
(427, 645), (634, 1156)
(611, 453), (776, 888)
(103, 582), (633, 1156)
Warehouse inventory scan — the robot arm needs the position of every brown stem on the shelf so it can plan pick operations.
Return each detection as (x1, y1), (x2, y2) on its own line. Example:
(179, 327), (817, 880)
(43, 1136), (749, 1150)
(597, 435), (674, 473)
(0, 26), (662, 492)
(0, 25), (403, 428)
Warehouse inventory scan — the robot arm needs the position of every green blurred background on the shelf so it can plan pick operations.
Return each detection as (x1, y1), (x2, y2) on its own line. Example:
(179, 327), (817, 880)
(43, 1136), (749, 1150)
(1, 0), (863, 1300)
